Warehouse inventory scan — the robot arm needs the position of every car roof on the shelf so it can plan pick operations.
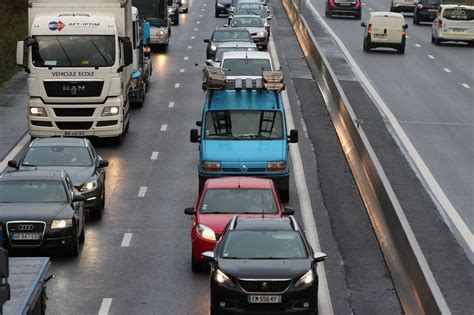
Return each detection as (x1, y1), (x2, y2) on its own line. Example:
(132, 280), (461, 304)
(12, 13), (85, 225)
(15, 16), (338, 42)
(217, 41), (256, 48)
(0, 170), (64, 181)
(30, 137), (87, 147)
(208, 90), (281, 110)
(232, 217), (296, 231)
(232, 14), (265, 19)
(440, 4), (473, 9)
(214, 27), (249, 32)
(206, 177), (274, 189)
(221, 51), (271, 59)
(370, 12), (405, 18)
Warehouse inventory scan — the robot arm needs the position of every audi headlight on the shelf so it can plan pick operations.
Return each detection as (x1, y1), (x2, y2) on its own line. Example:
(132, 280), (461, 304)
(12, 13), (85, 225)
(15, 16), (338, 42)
(80, 180), (97, 193)
(257, 31), (267, 37)
(267, 161), (286, 171)
(210, 44), (217, 51)
(294, 269), (315, 288)
(196, 224), (216, 241)
(214, 269), (235, 287)
(30, 107), (48, 117)
(202, 161), (221, 172)
(51, 219), (73, 229)
(101, 106), (120, 116)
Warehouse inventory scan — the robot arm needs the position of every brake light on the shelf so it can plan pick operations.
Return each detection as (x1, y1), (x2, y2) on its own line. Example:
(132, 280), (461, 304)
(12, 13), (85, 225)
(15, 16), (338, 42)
(402, 30), (406, 36)
(417, 4), (424, 10)
(329, 0), (335, 6)
(368, 24), (372, 35)
(355, 1), (361, 8)
(437, 19), (442, 28)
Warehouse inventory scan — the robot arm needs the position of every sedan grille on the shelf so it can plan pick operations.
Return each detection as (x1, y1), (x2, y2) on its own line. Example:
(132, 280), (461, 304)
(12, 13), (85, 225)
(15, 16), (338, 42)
(7, 221), (46, 246)
(238, 279), (292, 293)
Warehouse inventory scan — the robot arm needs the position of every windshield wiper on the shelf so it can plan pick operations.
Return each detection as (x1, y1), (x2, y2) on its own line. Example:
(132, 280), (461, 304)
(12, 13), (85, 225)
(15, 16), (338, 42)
(90, 40), (109, 67)
(56, 38), (72, 67)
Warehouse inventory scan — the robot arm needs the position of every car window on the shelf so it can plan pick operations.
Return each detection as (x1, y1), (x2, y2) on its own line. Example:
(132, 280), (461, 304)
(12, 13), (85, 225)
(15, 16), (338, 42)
(215, 47), (256, 62)
(222, 58), (272, 76)
(222, 230), (308, 259)
(212, 30), (252, 42)
(442, 7), (474, 20)
(201, 189), (278, 214)
(22, 146), (94, 167)
(230, 17), (264, 27)
(235, 6), (267, 17)
(0, 180), (68, 203)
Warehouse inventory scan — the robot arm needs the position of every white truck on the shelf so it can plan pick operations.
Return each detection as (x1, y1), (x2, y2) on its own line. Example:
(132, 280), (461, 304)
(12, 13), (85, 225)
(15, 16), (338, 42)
(16, 0), (134, 143)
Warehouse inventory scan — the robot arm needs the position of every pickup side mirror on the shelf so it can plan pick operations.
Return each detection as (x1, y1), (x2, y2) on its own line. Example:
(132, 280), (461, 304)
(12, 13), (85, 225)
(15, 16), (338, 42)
(190, 129), (200, 143)
(201, 251), (215, 262)
(289, 129), (298, 143)
(283, 207), (295, 215)
(204, 39), (210, 43)
(314, 252), (327, 263)
(73, 194), (86, 202)
(361, 22), (367, 27)
(184, 207), (196, 215)
(7, 160), (18, 169)
(205, 60), (213, 66)
(98, 160), (109, 168)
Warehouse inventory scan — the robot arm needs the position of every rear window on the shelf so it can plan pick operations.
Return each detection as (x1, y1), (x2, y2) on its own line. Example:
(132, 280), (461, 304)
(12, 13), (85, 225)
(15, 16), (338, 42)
(201, 189), (278, 214)
(442, 7), (474, 20)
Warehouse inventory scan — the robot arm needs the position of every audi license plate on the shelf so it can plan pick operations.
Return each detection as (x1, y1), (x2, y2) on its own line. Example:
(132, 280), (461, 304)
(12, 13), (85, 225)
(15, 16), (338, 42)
(248, 295), (282, 303)
(64, 131), (85, 137)
(11, 233), (42, 240)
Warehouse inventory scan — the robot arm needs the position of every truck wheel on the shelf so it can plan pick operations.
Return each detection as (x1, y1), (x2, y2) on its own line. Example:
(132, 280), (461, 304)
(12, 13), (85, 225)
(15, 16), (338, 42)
(355, 13), (361, 20)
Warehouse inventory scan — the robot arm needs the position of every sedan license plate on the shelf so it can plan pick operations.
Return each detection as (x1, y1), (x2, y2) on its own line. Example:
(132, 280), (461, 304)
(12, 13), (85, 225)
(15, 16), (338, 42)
(248, 295), (282, 304)
(451, 28), (466, 33)
(11, 233), (42, 240)
(64, 131), (85, 137)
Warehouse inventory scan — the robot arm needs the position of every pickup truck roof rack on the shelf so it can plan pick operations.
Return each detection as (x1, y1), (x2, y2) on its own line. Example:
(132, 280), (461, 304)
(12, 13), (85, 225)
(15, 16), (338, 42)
(201, 66), (285, 92)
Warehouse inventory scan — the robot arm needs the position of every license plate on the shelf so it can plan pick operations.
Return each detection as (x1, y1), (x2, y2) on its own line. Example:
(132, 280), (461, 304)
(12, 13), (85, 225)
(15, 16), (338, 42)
(248, 295), (282, 303)
(11, 233), (42, 240)
(373, 34), (387, 39)
(64, 131), (85, 137)
(451, 28), (466, 33)
(340, 3), (351, 6)
(429, 9), (437, 12)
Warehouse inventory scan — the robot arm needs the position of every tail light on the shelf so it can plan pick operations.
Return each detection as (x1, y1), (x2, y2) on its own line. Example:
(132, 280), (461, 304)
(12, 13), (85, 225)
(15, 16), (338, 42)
(368, 24), (372, 35)
(329, 0), (335, 6)
(437, 19), (442, 28)
(417, 4), (424, 10)
(402, 30), (406, 36)
(355, 1), (361, 8)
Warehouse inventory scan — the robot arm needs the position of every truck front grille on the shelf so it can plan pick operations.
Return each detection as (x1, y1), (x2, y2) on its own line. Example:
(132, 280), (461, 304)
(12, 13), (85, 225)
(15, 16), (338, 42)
(44, 81), (104, 97)
(54, 108), (95, 117)
(56, 121), (93, 130)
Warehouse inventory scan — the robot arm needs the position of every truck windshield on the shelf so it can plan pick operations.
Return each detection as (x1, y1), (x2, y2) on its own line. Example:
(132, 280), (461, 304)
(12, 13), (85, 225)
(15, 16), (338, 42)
(32, 35), (115, 68)
(205, 110), (283, 140)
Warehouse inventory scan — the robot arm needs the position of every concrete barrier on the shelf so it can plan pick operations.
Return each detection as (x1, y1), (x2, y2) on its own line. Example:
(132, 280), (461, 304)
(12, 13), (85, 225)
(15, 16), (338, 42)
(281, 0), (451, 313)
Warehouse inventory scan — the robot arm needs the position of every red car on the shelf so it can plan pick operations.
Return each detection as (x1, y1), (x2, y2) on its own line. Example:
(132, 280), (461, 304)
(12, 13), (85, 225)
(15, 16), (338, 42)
(184, 177), (294, 271)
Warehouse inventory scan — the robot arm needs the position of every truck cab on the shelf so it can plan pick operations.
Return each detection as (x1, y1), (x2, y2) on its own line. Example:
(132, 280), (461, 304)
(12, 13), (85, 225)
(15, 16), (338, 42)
(190, 67), (298, 202)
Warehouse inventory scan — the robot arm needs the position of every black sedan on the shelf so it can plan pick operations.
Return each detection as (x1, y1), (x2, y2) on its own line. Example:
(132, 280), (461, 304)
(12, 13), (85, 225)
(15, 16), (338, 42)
(216, 0), (232, 17)
(413, 0), (442, 24)
(202, 216), (327, 315)
(9, 137), (108, 219)
(325, 0), (362, 19)
(204, 27), (253, 59)
(0, 170), (85, 256)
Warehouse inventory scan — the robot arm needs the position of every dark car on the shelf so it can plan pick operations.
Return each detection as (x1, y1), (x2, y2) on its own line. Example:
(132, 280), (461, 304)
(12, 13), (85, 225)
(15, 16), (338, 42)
(216, 0), (233, 17)
(168, 0), (180, 25)
(413, 0), (442, 24)
(202, 216), (327, 314)
(0, 170), (86, 256)
(9, 137), (108, 219)
(325, 0), (362, 19)
(204, 27), (253, 59)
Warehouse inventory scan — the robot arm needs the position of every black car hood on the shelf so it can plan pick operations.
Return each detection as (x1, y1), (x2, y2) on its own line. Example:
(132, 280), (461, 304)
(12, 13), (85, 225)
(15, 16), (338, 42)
(0, 203), (71, 222)
(218, 258), (312, 279)
(19, 165), (95, 186)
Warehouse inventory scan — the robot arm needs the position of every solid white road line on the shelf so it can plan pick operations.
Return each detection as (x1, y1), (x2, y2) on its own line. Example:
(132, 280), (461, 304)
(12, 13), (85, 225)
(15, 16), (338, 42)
(174, 83), (180, 88)
(121, 233), (133, 247)
(269, 36), (334, 315)
(160, 124), (168, 131)
(428, 54), (435, 59)
(461, 83), (471, 89)
(307, 0), (473, 255)
(169, 101), (175, 107)
(138, 186), (147, 197)
(98, 298), (112, 315)
(150, 151), (159, 160)
(0, 134), (30, 172)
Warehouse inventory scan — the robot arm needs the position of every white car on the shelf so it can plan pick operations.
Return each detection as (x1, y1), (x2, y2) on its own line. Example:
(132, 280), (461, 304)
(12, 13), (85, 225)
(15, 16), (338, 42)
(220, 51), (273, 80)
(390, 0), (415, 13)
(231, 3), (272, 35)
(228, 15), (269, 50)
(432, 4), (474, 46)
(206, 41), (257, 67)
(361, 12), (408, 54)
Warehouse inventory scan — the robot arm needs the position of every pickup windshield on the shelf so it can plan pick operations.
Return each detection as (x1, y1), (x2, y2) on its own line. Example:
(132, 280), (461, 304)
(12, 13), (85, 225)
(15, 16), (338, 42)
(32, 35), (115, 68)
(205, 110), (283, 140)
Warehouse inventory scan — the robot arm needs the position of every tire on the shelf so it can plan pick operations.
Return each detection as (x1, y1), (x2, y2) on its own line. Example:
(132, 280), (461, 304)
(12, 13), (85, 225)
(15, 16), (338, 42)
(325, 10), (331, 18)
(111, 133), (123, 145)
(210, 305), (220, 315)
(79, 225), (85, 244)
(468, 41), (474, 47)
(262, 44), (268, 51)
(397, 44), (405, 54)
(191, 257), (203, 272)
(90, 190), (104, 220)
(67, 228), (80, 257)
(363, 39), (370, 52)
(414, 13), (419, 25)
(434, 37), (441, 45)
(431, 35), (435, 43)
(215, 10), (219, 17)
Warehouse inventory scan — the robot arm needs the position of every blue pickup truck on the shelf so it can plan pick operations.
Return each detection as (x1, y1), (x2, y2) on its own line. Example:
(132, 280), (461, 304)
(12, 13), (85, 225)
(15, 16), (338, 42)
(190, 68), (298, 201)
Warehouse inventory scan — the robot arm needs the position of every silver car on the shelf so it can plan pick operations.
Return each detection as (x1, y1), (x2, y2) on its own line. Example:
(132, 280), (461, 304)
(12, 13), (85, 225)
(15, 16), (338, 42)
(228, 15), (269, 49)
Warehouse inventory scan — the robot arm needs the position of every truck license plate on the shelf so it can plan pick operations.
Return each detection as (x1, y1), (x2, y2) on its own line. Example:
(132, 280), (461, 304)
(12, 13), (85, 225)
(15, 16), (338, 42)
(64, 131), (85, 137)
(11, 233), (42, 240)
(248, 295), (282, 303)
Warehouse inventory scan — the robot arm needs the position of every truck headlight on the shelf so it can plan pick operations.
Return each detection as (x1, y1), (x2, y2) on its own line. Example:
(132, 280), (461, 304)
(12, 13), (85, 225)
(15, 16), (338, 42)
(30, 107), (48, 117)
(157, 29), (166, 36)
(202, 161), (221, 172)
(210, 44), (217, 51)
(80, 180), (97, 193)
(294, 269), (315, 288)
(101, 106), (120, 116)
(51, 219), (73, 229)
(214, 269), (235, 287)
(196, 224), (216, 241)
(267, 161), (286, 171)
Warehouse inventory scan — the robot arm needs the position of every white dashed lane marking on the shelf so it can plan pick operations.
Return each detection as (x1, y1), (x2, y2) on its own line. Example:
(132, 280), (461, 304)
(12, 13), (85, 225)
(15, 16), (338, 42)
(194, 28), (198, 31)
(160, 124), (168, 131)
(443, 68), (451, 73)
(414, 43), (421, 47)
(150, 151), (159, 160)
(180, 69), (185, 73)
(98, 298), (112, 315)
(191, 36), (195, 39)
(138, 186), (147, 197)
(188, 45), (192, 49)
(428, 54), (435, 59)
(174, 83), (180, 88)
(184, 56), (189, 60)
(168, 101), (175, 108)
(120, 233), (133, 247)
(462, 83), (471, 89)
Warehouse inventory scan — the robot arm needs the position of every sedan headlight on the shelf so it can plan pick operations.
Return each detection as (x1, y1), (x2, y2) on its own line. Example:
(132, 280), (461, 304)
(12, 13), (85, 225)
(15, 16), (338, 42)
(51, 219), (73, 229)
(294, 269), (315, 288)
(210, 44), (217, 51)
(257, 31), (267, 37)
(214, 268), (235, 287)
(101, 106), (120, 117)
(80, 180), (97, 193)
(196, 224), (216, 241)
(30, 107), (48, 117)
(267, 161), (286, 171)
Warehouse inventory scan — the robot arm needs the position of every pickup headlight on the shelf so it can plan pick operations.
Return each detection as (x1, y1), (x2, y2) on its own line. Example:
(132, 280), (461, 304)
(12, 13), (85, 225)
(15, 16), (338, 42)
(80, 180), (97, 193)
(214, 269), (235, 287)
(210, 44), (217, 51)
(30, 107), (48, 117)
(101, 106), (120, 117)
(196, 224), (216, 241)
(267, 161), (286, 171)
(51, 219), (73, 229)
(294, 269), (315, 288)
(202, 161), (221, 172)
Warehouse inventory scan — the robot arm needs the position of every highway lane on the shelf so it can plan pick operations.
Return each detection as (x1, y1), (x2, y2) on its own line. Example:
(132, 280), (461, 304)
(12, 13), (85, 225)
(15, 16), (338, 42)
(309, 0), (474, 238)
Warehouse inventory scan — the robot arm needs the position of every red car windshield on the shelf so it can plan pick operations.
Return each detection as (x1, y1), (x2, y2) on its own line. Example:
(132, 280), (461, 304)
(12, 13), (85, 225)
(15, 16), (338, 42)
(201, 189), (278, 214)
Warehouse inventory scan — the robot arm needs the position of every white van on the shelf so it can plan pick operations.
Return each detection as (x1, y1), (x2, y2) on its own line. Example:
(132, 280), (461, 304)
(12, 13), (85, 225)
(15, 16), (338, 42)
(361, 12), (408, 54)
(431, 4), (474, 46)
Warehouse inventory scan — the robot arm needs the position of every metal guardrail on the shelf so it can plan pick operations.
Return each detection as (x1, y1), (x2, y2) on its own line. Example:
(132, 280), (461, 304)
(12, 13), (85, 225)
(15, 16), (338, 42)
(281, 0), (451, 314)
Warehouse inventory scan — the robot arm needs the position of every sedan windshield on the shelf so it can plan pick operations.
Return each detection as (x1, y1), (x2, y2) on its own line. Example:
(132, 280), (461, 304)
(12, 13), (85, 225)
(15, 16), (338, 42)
(231, 17), (264, 27)
(0, 180), (68, 203)
(32, 35), (115, 68)
(235, 6), (267, 18)
(212, 30), (252, 42)
(222, 58), (272, 76)
(22, 146), (93, 167)
(205, 110), (283, 139)
(201, 189), (278, 214)
(222, 231), (307, 259)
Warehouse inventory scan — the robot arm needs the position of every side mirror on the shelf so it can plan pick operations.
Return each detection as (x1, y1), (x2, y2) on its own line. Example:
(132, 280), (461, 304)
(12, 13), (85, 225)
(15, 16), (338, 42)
(267, 15), (273, 20)
(223, 24), (229, 28)
(7, 160), (18, 169)
(196, 121), (202, 127)
(404, 24), (408, 29)
(361, 22), (366, 27)
(204, 39), (210, 43)
(184, 207), (196, 215)
(201, 251), (215, 262)
(314, 252), (327, 263)
(289, 129), (298, 143)
(98, 160), (109, 168)
(283, 207), (295, 215)
(190, 129), (200, 143)
(123, 38), (133, 66)
(205, 60), (213, 66)
(73, 194), (86, 202)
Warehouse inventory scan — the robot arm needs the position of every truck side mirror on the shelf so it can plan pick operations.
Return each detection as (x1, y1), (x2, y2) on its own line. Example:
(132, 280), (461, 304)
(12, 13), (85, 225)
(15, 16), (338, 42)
(289, 129), (298, 143)
(190, 129), (200, 143)
(7, 160), (18, 169)
(123, 38), (133, 66)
